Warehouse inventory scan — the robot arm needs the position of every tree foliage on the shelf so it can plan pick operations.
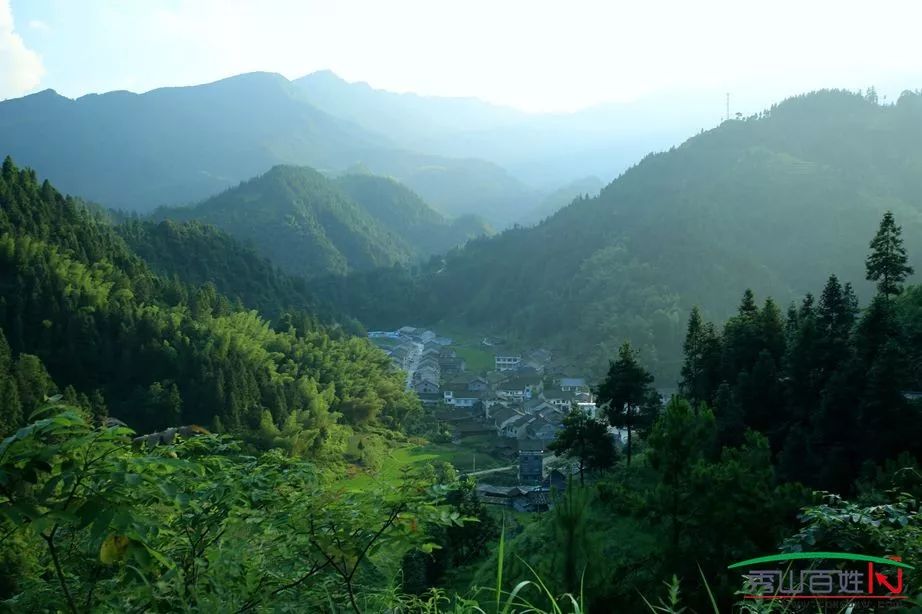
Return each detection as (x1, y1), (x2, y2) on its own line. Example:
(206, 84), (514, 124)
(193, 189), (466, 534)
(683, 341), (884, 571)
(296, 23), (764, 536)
(0, 157), (420, 454)
(548, 409), (617, 484)
(866, 210), (914, 297)
(0, 405), (459, 612)
(596, 342), (658, 466)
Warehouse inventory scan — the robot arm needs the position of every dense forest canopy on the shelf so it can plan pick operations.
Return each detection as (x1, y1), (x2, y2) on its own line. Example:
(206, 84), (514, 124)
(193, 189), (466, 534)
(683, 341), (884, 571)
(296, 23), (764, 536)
(116, 218), (345, 324)
(0, 157), (419, 451)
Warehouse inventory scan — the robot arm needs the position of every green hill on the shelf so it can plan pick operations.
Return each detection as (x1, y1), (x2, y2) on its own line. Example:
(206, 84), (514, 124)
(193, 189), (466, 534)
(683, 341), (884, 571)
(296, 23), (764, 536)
(333, 173), (492, 257)
(320, 89), (922, 380)
(156, 165), (489, 279)
(158, 165), (416, 278)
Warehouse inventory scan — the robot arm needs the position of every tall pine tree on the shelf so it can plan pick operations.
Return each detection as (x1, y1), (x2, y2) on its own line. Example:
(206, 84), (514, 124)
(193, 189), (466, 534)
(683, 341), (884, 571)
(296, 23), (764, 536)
(866, 211), (913, 297)
(597, 342), (657, 466)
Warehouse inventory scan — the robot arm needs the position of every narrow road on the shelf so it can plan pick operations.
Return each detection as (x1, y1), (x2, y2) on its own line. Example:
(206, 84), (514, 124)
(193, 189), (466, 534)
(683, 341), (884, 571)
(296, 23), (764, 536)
(461, 464), (515, 477)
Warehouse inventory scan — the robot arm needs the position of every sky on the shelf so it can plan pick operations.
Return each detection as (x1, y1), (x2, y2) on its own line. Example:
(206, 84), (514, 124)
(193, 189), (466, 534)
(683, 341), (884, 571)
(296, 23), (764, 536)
(3, 0), (922, 113)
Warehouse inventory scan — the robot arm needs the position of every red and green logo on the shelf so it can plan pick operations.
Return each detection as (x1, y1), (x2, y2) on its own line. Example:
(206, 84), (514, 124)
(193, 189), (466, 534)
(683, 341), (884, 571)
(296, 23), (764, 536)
(728, 552), (912, 602)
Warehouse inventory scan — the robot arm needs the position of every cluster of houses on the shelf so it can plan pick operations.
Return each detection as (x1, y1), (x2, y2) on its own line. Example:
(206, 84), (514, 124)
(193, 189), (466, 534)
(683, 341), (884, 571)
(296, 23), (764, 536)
(370, 327), (599, 445)
(432, 366), (597, 445)
(475, 468), (569, 513)
(371, 326), (608, 507)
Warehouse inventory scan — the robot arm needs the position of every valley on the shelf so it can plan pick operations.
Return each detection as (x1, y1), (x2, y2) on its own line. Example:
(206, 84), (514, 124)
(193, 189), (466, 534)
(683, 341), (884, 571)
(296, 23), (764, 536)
(0, 19), (921, 610)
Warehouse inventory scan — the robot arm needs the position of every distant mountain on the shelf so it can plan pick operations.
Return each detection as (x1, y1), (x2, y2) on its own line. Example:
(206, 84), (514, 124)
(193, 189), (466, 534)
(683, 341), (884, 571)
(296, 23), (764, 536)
(157, 165), (489, 279)
(0, 72), (536, 226)
(296, 70), (523, 146)
(517, 176), (604, 225)
(320, 90), (922, 380)
(295, 71), (718, 190)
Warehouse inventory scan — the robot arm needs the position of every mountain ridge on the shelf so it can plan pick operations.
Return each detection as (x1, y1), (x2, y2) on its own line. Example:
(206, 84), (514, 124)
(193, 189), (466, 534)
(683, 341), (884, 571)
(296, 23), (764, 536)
(0, 72), (537, 226)
(155, 164), (490, 279)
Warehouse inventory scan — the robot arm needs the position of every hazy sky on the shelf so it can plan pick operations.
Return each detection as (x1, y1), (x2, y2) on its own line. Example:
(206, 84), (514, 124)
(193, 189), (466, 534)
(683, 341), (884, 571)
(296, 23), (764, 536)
(3, 0), (922, 113)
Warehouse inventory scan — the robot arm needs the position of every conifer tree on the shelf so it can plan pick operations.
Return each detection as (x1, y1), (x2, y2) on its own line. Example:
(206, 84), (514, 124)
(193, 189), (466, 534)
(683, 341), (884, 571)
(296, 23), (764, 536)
(548, 409), (617, 485)
(597, 342), (656, 466)
(816, 275), (857, 374)
(680, 307), (722, 406)
(866, 211), (913, 297)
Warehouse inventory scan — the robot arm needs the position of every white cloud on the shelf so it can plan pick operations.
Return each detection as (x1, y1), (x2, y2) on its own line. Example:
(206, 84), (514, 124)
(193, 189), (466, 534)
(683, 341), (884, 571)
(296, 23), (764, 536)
(28, 19), (50, 33)
(0, 0), (44, 99)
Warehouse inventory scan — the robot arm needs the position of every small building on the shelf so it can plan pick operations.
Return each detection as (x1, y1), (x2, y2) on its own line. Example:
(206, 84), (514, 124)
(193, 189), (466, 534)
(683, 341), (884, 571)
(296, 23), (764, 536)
(543, 388), (577, 410)
(476, 485), (529, 507)
(495, 355), (522, 371)
(413, 378), (440, 394)
(560, 378), (589, 392)
(502, 413), (533, 438)
(414, 365), (440, 384)
(526, 417), (561, 441)
(480, 392), (504, 417)
(439, 355), (467, 375)
(524, 399), (556, 415)
(535, 404), (564, 423)
(467, 376), (489, 392)
(518, 439), (546, 484)
(443, 387), (481, 408)
(418, 354), (440, 368)
(524, 489), (551, 513)
(492, 406), (525, 432)
(497, 375), (543, 401)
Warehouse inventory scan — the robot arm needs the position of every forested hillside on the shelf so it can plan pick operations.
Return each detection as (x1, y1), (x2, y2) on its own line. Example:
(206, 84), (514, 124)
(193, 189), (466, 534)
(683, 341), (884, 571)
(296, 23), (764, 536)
(156, 165), (488, 279)
(0, 156), (418, 450)
(116, 218), (356, 327)
(0, 73), (536, 226)
(333, 173), (492, 257)
(157, 165), (415, 278)
(475, 268), (922, 611)
(321, 89), (922, 381)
